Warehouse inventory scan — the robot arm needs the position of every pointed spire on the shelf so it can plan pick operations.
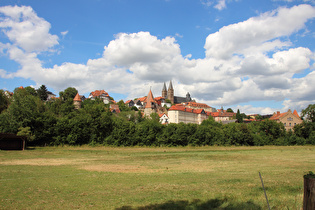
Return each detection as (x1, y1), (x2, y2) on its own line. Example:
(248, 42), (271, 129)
(145, 89), (155, 108)
(73, 93), (82, 102)
(168, 80), (173, 90)
(162, 82), (167, 91)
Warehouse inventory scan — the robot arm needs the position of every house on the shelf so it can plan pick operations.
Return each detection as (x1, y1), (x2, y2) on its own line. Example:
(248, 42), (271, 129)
(125, 100), (135, 107)
(47, 91), (56, 101)
(269, 109), (302, 131)
(168, 104), (207, 124)
(110, 104), (120, 114)
(88, 90), (111, 104)
(159, 113), (169, 124)
(207, 110), (236, 123)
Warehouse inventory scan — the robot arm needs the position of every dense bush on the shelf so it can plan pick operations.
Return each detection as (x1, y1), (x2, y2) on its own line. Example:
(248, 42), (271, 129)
(0, 87), (315, 147)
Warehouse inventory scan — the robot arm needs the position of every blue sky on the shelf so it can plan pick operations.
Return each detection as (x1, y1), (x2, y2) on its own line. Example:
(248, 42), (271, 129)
(0, 0), (315, 114)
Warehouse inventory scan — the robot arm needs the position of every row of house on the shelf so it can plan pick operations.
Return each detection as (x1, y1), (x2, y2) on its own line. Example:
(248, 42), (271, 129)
(75, 82), (303, 131)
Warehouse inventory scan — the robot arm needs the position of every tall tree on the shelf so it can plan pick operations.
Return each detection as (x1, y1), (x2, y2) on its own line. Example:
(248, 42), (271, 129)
(37, 85), (48, 101)
(236, 109), (243, 123)
(301, 104), (315, 122)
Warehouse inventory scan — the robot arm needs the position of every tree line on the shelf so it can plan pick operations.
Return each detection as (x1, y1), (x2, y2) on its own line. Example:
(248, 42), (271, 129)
(0, 86), (315, 147)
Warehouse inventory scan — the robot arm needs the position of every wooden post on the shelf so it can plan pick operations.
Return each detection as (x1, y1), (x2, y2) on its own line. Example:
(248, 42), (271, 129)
(303, 175), (315, 210)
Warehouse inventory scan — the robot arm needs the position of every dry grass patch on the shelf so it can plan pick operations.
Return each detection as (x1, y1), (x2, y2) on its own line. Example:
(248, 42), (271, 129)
(0, 158), (94, 166)
(81, 164), (160, 173)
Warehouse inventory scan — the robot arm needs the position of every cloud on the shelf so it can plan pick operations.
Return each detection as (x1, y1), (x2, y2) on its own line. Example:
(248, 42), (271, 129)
(0, 5), (59, 52)
(214, 0), (226, 10)
(0, 4), (315, 114)
(61, 30), (68, 38)
(204, 4), (315, 59)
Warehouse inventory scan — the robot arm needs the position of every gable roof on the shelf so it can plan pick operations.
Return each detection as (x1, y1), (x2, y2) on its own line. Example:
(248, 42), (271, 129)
(89, 90), (109, 98)
(270, 109), (300, 120)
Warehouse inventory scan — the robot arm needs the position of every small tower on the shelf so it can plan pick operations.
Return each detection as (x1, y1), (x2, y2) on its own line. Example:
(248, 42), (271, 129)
(167, 80), (174, 104)
(144, 89), (156, 117)
(73, 93), (82, 109)
(162, 82), (167, 98)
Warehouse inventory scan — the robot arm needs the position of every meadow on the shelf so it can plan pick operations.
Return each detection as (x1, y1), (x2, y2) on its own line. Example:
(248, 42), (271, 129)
(0, 146), (314, 209)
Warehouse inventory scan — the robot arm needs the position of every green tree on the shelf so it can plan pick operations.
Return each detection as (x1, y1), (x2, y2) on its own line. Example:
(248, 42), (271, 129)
(59, 87), (78, 101)
(117, 100), (130, 112)
(25, 86), (37, 96)
(37, 85), (49, 101)
(226, 108), (234, 113)
(301, 104), (315, 122)
(236, 109), (243, 123)
(0, 90), (10, 113)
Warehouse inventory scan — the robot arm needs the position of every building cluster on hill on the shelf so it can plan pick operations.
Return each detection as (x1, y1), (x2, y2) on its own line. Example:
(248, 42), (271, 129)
(4, 83), (302, 131)
(70, 80), (303, 131)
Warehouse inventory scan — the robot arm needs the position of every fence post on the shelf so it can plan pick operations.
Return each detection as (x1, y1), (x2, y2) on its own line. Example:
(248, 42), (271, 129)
(303, 173), (315, 210)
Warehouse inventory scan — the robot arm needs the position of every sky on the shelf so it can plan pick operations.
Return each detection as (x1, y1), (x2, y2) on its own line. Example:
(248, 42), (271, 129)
(0, 0), (315, 115)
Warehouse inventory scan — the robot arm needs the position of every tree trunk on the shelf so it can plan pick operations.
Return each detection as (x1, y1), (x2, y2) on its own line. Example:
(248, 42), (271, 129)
(303, 177), (315, 210)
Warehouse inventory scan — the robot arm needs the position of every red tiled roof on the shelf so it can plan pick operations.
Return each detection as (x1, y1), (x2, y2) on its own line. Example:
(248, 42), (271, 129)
(293, 110), (300, 118)
(159, 113), (168, 118)
(125, 100), (132, 104)
(169, 105), (205, 114)
(186, 102), (211, 108)
(270, 109), (300, 120)
(154, 96), (165, 101)
(73, 93), (82, 102)
(90, 90), (109, 97)
(138, 96), (147, 102)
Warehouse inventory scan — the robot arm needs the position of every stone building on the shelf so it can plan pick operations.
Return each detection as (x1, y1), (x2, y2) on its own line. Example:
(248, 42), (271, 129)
(73, 93), (82, 109)
(269, 109), (303, 131)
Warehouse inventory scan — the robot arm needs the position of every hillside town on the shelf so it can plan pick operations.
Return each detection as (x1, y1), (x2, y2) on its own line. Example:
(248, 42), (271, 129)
(70, 81), (303, 131)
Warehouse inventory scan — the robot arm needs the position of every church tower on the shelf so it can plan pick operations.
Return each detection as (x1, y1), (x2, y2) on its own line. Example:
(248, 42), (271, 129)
(167, 80), (174, 104)
(162, 82), (167, 98)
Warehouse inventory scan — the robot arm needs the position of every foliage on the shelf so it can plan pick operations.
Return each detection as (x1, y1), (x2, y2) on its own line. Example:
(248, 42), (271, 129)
(37, 85), (49, 101)
(226, 108), (234, 113)
(236, 109), (243, 123)
(301, 104), (315, 122)
(0, 90), (10, 113)
(1, 87), (315, 147)
(59, 87), (78, 101)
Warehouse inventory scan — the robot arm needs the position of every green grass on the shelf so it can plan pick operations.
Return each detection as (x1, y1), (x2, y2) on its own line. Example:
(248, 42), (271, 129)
(0, 146), (314, 209)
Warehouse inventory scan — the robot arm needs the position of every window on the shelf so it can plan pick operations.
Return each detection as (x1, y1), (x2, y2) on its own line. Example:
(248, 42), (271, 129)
(284, 123), (286, 126)
(289, 123), (291, 126)
(287, 117), (293, 121)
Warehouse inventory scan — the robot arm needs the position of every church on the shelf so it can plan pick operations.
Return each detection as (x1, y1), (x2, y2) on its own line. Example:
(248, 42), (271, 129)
(162, 81), (194, 104)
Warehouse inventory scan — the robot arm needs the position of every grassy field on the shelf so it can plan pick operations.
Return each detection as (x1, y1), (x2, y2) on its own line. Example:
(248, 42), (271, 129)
(0, 146), (314, 209)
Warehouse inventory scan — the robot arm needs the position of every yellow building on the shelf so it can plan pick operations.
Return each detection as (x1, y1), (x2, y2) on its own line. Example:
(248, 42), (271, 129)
(270, 109), (303, 131)
(168, 104), (207, 124)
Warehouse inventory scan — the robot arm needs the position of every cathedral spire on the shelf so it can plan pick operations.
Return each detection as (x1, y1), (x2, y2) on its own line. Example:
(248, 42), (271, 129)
(168, 80), (173, 91)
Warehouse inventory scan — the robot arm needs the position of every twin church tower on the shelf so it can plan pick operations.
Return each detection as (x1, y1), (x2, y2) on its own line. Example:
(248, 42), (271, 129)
(162, 80), (193, 105)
